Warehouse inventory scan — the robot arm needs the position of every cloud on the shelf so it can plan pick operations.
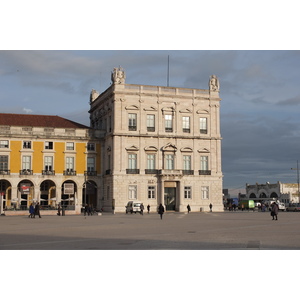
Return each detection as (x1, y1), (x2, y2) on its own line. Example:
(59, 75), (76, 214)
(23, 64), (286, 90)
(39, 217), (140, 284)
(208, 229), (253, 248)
(277, 95), (300, 106)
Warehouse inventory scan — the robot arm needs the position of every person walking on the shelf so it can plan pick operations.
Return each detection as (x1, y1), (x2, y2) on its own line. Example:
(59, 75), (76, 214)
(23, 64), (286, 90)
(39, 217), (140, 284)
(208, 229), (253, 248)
(84, 204), (88, 216)
(158, 203), (164, 220)
(271, 202), (279, 220)
(209, 203), (213, 212)
(57, 204), (61, 216)
(28, 203), (34, 218)
(140, 203), (144, 215)
(147, 204), (150, 214)
(187, 204), (191, 213)
(34, 203), (41, 218)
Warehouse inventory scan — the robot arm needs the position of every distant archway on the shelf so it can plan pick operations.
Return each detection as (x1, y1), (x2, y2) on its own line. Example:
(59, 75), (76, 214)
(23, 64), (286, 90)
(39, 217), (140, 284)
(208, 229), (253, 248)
(249, 193), (256, 198)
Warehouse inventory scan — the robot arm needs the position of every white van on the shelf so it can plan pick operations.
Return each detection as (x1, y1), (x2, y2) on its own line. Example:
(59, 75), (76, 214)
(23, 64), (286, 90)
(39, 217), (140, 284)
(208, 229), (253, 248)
(125, 201), (142, 214)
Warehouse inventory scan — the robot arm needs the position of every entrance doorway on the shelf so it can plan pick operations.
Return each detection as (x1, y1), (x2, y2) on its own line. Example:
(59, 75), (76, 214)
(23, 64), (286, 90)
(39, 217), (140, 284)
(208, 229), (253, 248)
(164, 187), (176, 211)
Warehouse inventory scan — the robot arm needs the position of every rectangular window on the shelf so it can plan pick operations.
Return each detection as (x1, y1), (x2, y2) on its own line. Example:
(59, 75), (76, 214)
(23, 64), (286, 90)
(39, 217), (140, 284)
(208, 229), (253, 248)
(147, 114), (155, 132)
(165, 115), (173, 132)
(184, 186), (192, 199)
(0, 155), (8, 171)
(23, 141), (32, 149)
(129, 185), (137, 200)
(22, 156), (31, 170)
(148, 186), (156, 199)
(200, 118), (208, 134)
(0, 140), (9, 148)
(44, 156), (53, 171)
(183, 155), (191, 170)
(45, 141), (53, 150)
(66, 142), (74, 151)
(87, 143), (95, 151)
(147, 154), (156, 170)
(87, 157), (95, 171)
(182, 116), (190, 133)
(165, 154), (174, 170)
(201, 186), (209, 199)
(128, 113), (137, 131)
(128, 154), (137, 169)
(200, 156), (209, 170)
(66, 157), (74, 171)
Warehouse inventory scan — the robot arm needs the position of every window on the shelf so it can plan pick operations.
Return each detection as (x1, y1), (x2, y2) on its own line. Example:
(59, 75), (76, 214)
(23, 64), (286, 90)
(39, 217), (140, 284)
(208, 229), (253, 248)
(183, 155), (191, 170)
(184, 186), (192, 199)
(23, 141), (31, 149)
(0, 140), (9, 148)
(182, 116), (190, 133)
(87, 143), (95, 151)
(147, 114), (155, 132)
(66, 142), (74, 151)
(202, 186), (209, 199)
(87, 157), (95, 171)
(128, 154), (137, 169)
(0, 155), (8, 171)
(147, 154), (156, 170)
(128, 113), (137, 131)
(45, 141), (53, 150)
(200, 156), (209, 170)
(22, 156), (31, 170)
(148, 186), (156, 199)
(165, 154), (174, 170)
(165, 115), (173, 132)
(129, 185), (137, 200)
(44, 156), (53, 171)
(200, 118), (208, 134)
(66, 157), (74, 171)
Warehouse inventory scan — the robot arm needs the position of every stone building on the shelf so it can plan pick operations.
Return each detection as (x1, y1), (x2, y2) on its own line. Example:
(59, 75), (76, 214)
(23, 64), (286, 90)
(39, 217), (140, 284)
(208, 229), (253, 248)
(246, 181), (300, 205)
(0, 113), (102, 213)
(89, 67), (223, 212)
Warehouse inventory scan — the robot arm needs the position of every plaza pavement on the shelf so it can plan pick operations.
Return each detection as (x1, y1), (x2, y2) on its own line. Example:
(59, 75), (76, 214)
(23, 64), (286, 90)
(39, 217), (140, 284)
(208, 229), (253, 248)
(1, 210), (300, 250)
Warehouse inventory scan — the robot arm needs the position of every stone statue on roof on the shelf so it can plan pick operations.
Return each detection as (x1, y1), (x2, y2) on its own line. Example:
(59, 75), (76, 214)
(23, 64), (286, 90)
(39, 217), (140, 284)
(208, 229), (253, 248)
(209, 75), (220, 92)
(111, 66), (126, 84)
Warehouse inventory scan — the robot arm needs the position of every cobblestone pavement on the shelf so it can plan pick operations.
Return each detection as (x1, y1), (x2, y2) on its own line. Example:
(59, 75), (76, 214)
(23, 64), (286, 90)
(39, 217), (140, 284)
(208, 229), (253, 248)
(1, 210), (299, 250)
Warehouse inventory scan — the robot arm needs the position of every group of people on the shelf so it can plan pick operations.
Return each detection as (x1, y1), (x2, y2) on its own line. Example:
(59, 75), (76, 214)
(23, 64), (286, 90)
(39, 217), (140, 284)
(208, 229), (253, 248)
(84, 204), (96, 216)
(28, 203), (41, 218)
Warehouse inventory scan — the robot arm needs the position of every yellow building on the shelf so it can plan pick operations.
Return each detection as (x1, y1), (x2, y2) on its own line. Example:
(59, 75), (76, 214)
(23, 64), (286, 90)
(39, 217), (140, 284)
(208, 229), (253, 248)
(0, 113), (102, 213)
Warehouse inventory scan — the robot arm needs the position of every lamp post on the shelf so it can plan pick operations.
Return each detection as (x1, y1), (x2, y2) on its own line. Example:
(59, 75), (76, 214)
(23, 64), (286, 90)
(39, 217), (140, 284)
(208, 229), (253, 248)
(291, 160), (300, 203)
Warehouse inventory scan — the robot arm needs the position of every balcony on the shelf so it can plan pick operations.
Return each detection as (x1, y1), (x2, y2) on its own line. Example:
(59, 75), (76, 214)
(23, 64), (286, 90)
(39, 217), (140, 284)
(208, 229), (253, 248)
(0, 170), (10, 175)
(42, 170), (55, 175)
(199, 170), (211, 175)
(84, 171), (97, 176)
(126, 169), (140, 174)
(63, 169), (77, 176)
(158, 169), (182, 176)
(145, 169), (159, 174)
(20, 169), (33, 175)
(183, 170), (194, 175)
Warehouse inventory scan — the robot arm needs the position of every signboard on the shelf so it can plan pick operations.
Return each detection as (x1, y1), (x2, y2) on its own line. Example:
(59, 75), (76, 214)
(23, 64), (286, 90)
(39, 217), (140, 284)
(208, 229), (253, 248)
(64, 183), (74, 194)
(20, 184), (31, 194)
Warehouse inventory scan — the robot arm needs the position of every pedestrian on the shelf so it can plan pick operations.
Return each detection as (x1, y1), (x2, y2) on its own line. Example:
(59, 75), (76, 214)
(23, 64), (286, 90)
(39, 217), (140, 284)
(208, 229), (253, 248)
(147, 204), (150, 214)
(84, 204), (88, 216)
(187, 204), (191, 213)
(140, 203), (144, 215)
(28, 203), (34, 218)
(158, 203), (164, 220)
(271, 202), (279, 220)
(34, 202), (41, 218)
(209, 203), (213, 212)
(88, 205), (92, 216)
(57, 204), (61, 216)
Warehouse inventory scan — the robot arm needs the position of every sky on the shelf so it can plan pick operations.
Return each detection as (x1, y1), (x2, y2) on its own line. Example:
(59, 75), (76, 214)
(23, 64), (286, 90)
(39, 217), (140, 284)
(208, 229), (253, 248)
(1, 50), (300, 196)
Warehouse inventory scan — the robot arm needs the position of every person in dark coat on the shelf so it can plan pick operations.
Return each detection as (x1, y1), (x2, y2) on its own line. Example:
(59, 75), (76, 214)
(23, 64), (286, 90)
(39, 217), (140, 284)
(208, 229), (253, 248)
(187, 204), (191, 213)
(28, 203), (35, 218)
(34, 203), (41, 218)
(84, 204), (88, 216)
(140, 203), (144, 215)
(147, 204), (150, 214)
(271, 202), (279, 220)
(57, 204), (61, 216)
(209, 203), (213, 212)
(158, 203), (165, 220)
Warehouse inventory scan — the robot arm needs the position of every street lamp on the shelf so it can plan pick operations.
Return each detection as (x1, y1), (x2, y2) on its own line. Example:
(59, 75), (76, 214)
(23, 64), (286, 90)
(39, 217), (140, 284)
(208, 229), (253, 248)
(291, 160), (300, 203)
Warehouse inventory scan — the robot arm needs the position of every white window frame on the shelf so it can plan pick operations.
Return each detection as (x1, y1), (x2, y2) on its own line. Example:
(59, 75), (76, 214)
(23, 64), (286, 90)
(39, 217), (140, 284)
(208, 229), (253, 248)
(165, 154), (174, 170)
(148, 186), (156, 199)
(183, 155), (191, 170)
(201, 186), (209, 200)
(129, 185), (137, 200)
(200, 156), (209, 170)
(165, 115), (173, 132)
(0, 140), (9, 148)
(66, 157), (74, 171)
(200, 118), (208, 134)
(184, 186), (192, 199)
(22, 155), (31, 170)
(128, 153), (137, 169)
(44, 156), (53, 171)
(66, 142), (74, 151)
(182, 116), (190, 132)
(147, 154), (156, 170)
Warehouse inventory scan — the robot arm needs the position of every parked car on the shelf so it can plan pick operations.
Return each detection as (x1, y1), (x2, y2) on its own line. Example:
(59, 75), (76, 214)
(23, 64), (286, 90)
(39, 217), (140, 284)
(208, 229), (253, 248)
(286, 203), (300, 212)
(125, 201), (142, 214)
